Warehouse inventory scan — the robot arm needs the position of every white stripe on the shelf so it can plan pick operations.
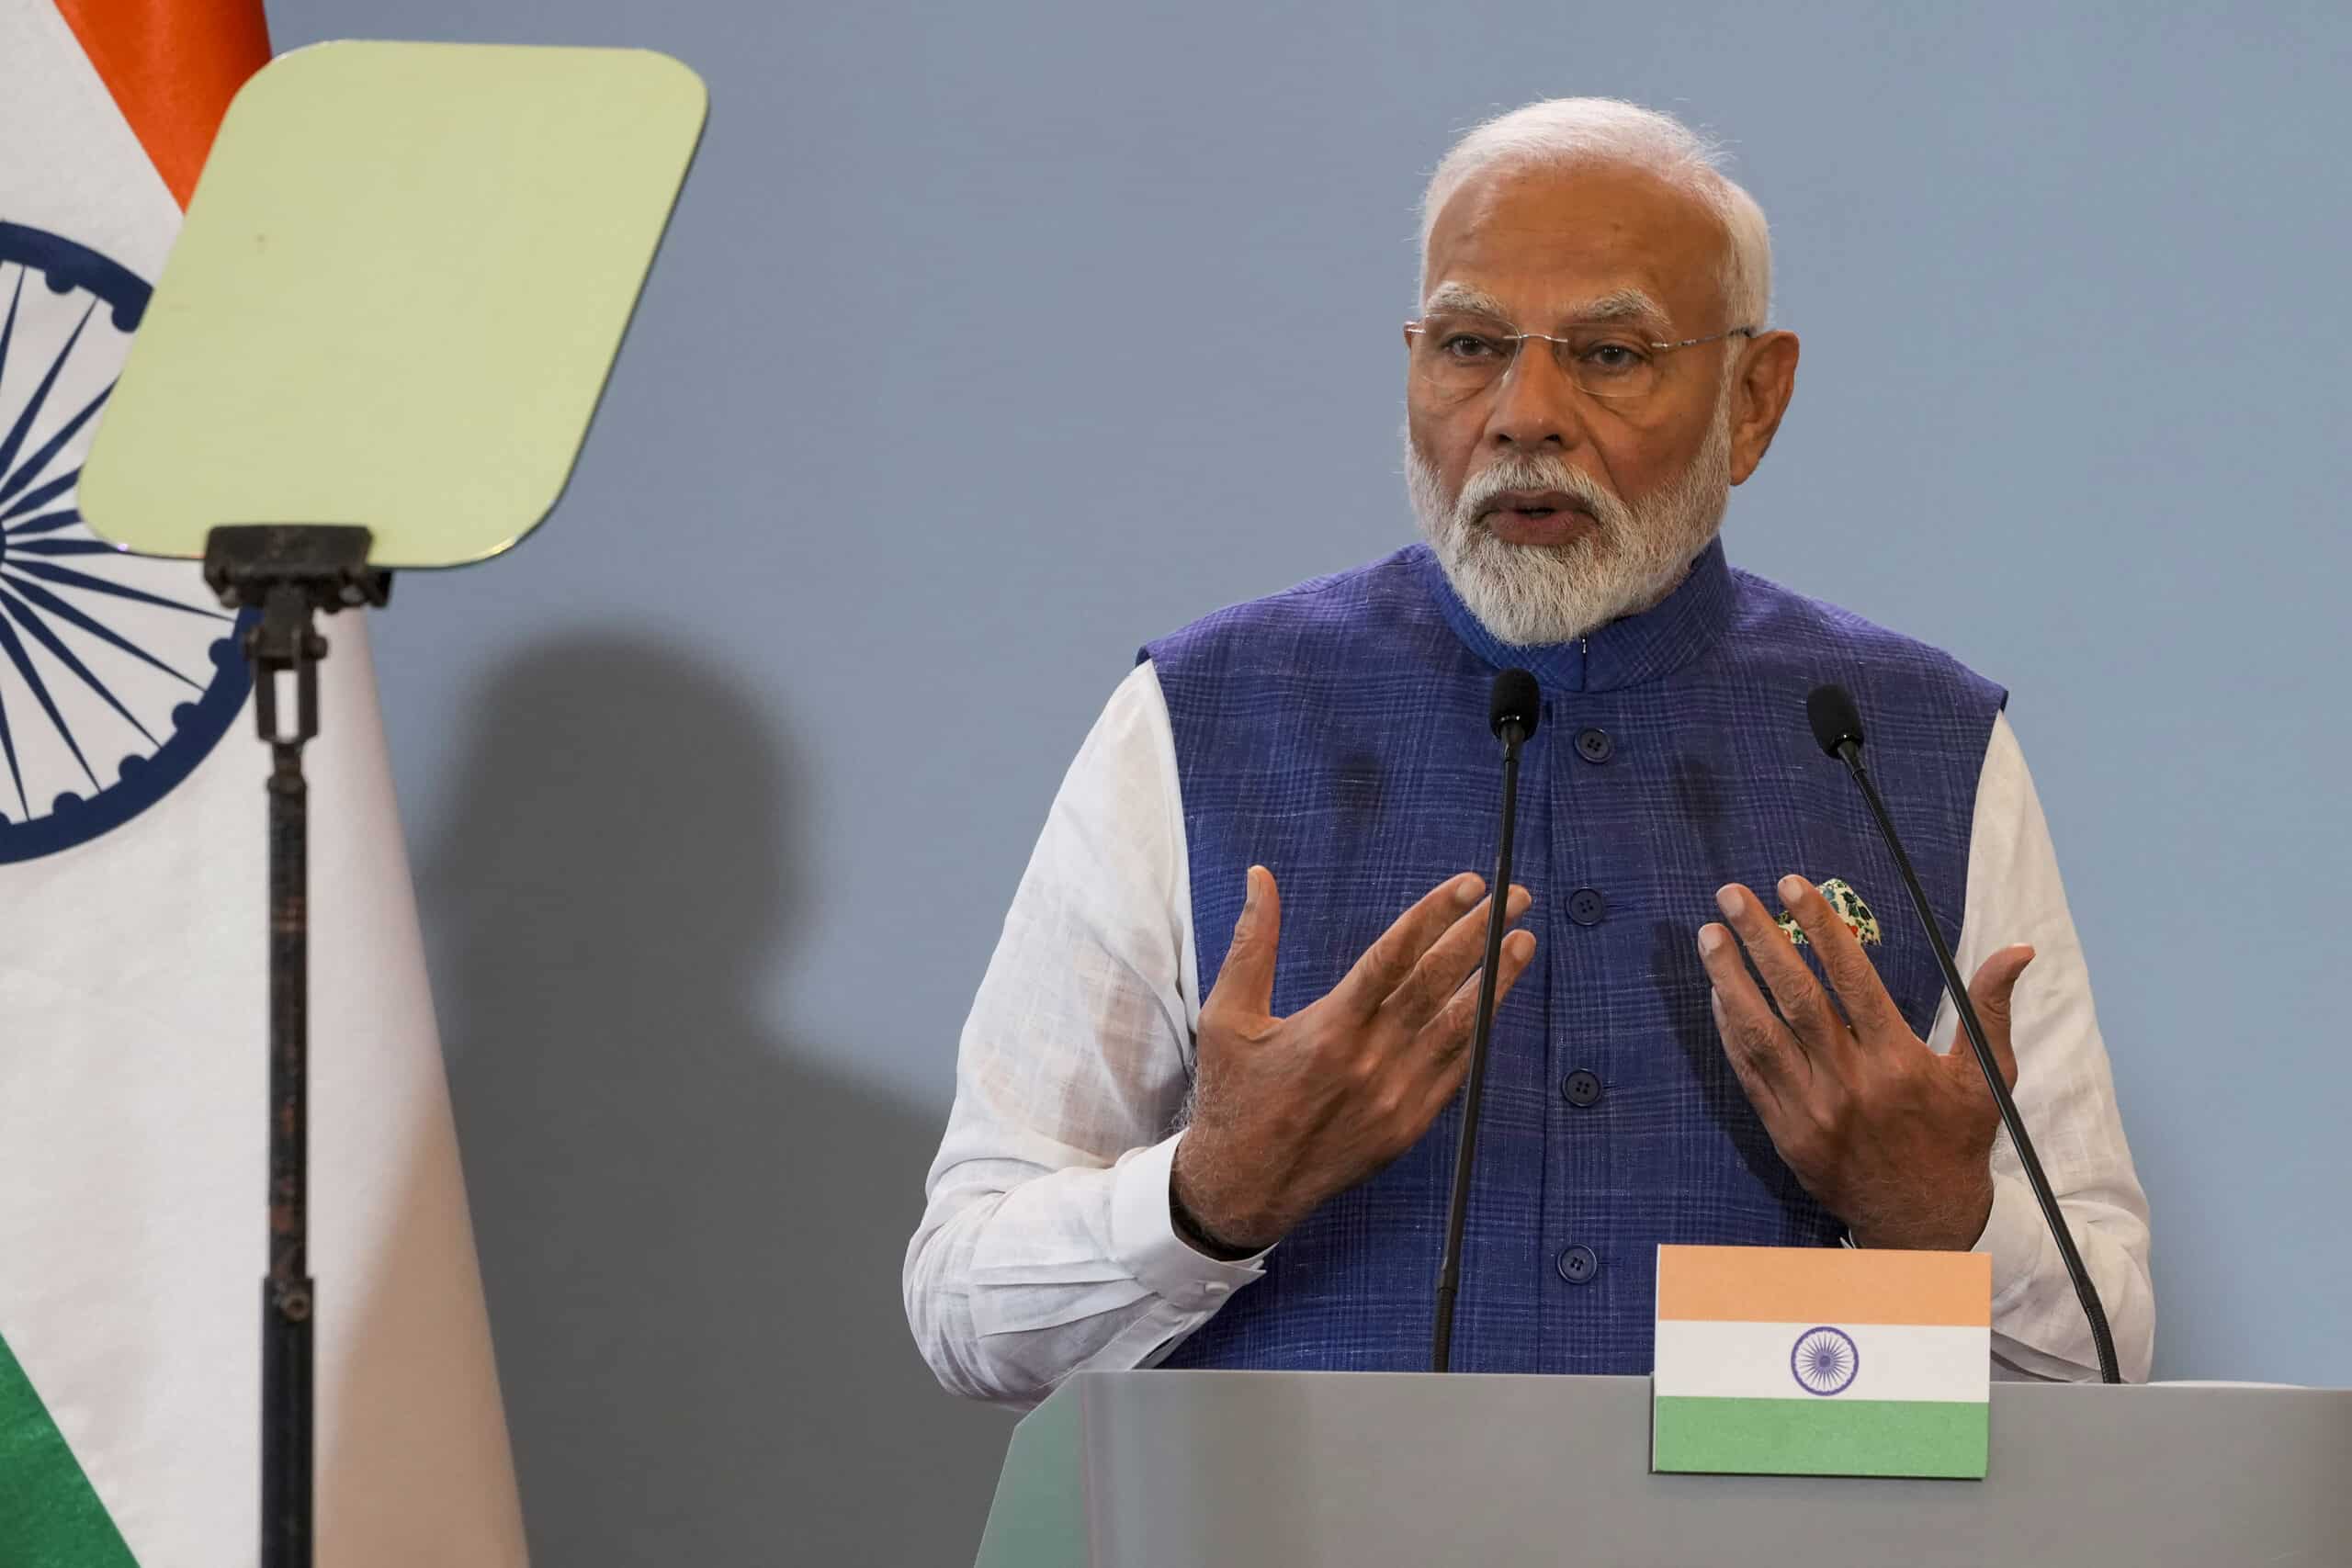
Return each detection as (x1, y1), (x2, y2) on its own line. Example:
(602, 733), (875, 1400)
(1655, 1320), (1989, 1403)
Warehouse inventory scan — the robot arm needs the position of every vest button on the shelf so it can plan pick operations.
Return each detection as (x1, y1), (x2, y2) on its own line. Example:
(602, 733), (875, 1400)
(1561, 1069), (1603, 1108)
(1575, 727), (1613, 763)
(1556, 1245), (1599, 1284)
(1568, 887), (1607, 926)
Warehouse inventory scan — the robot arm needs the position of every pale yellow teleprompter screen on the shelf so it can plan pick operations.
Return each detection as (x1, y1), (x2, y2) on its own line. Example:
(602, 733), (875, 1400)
(80, 40), (706, 567)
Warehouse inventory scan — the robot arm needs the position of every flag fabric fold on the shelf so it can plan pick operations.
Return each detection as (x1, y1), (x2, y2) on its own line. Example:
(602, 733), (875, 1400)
(0, 3), (528, 1560)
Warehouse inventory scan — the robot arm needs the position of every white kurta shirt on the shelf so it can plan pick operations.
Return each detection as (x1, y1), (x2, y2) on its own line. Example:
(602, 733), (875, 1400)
(905, 661), (2154, 1409)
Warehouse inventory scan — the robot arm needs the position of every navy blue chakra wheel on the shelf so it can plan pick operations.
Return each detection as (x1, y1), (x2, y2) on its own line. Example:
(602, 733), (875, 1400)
(0, 222), (256, 863)
(1790, 1325), (1860, 1396)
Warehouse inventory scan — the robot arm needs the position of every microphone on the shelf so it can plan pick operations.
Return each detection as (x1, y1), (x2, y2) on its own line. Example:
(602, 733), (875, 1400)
(1805, 682), (2122, 1384)
(1432, 668), (1540, 1372)
(1488, 667), (1541, 741)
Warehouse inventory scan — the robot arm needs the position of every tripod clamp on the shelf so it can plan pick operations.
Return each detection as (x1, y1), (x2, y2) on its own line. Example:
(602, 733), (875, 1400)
(202, 525), (393, 746)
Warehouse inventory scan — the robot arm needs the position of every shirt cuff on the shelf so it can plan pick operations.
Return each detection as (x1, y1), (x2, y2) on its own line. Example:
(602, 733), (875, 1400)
(1109, 1130), (1270, 1313)
(1973, 1170), (2052, 1313)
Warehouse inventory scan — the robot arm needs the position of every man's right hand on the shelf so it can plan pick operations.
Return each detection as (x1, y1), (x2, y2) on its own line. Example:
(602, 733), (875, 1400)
(1170, 865), (1536, 1256)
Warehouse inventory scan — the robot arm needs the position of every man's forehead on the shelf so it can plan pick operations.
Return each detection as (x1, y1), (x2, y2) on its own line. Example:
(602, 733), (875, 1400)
(1420, 162), (1725, 323)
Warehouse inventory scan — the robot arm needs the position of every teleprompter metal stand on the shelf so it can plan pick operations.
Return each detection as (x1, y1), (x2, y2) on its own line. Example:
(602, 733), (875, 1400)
(74, 41), (707, 1566)
(202, 525), (391, 1568)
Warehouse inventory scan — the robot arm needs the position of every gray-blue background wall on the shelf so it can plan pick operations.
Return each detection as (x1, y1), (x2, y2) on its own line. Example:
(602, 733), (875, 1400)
(267, 2), (2352, 1561)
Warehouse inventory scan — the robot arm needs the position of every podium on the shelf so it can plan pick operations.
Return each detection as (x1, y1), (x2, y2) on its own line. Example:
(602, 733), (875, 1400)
(975, 1371), (2352, 1566)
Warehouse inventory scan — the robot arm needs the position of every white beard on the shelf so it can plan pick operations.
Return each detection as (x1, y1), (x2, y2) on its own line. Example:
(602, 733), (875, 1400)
(1406, 403), (1734, 647)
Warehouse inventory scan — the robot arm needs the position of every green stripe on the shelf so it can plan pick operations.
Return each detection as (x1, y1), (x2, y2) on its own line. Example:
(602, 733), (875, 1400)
(0, 1331), (140, 1563)
(1654, 1395), (1987, 1478)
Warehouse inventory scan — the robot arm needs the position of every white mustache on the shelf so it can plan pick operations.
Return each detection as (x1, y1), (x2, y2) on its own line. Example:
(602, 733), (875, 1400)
(1457, 457), (1623, 530)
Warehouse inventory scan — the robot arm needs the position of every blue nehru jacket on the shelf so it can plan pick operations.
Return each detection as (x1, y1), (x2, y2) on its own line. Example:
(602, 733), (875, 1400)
(1143, 539), (2006, 1375)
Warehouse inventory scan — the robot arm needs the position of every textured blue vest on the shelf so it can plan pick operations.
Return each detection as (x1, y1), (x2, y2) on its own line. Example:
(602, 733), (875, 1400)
(1145, 539), (2005, 1375)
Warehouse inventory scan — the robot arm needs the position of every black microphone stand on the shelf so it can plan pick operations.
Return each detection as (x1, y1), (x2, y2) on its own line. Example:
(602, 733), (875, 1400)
(1430, 708), (1529, 1373)
(1826, 735), (2122, 1386)
(202, 524), (393, 1568)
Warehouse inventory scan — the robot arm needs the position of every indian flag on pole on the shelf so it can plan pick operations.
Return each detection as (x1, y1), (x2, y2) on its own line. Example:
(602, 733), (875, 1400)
(1652, 1245), (1992, 1479)
(1, 3), (526, 1562)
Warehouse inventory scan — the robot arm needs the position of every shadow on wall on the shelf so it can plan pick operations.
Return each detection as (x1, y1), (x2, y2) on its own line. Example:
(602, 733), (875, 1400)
(414, 633), (1012, 1565)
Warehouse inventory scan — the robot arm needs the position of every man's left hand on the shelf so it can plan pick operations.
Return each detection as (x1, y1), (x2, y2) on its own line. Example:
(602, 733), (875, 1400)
(1698, 874), (2035, 1252)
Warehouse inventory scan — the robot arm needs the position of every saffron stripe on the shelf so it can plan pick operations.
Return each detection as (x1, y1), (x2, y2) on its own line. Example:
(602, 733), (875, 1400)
(51, 0), (272, 209)
(1656, 1244), (1990, 1327)
(1653, 1395), (1989, 1478)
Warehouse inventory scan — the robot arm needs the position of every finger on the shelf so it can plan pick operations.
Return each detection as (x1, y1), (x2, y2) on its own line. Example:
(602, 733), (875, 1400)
(1204, 865), (1282, 1020)
(1333, 872), (1487, 1018)
(1775, 874), (1911, 1045)
(1698, 922), (1808, 1111)
(1961, 944), (2035, 1091)
(1713, 883), (1847, 1059)
(1379, 883), (1532, 1032)
(1420, 926), (1539, 1073)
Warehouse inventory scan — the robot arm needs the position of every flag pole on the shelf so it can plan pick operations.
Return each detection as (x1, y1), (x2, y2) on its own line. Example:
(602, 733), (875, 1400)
(203, 525), (392, 1568)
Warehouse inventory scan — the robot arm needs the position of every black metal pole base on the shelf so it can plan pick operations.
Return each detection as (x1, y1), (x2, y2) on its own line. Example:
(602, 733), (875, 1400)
(261, 1276), (314, 1565)
(201, 525), (391, 1568)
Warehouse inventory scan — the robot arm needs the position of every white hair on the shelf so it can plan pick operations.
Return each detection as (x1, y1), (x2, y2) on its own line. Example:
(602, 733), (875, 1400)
(1418, 98), (1772, 328)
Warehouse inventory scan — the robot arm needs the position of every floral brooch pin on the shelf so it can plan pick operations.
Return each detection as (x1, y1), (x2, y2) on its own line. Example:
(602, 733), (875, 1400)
(1773, 876), (1883, 947)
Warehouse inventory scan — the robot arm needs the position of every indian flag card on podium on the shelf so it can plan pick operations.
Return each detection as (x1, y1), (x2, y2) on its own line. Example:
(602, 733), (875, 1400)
(1653, 1245), (1992, 1479)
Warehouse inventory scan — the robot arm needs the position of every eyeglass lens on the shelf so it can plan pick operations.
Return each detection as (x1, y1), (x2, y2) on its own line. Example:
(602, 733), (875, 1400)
(1410, 314), (1668, 400)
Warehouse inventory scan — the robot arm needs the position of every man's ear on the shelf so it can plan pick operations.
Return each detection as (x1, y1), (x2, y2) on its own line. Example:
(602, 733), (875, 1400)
(1729, 330), (1800, 486)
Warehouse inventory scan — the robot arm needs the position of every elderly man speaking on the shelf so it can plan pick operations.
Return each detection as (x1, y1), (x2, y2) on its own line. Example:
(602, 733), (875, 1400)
(905, 98), (2152, 1404)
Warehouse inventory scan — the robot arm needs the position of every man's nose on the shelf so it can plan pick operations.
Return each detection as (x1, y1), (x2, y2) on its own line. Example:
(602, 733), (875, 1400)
(1482, 340), (1589, 452)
